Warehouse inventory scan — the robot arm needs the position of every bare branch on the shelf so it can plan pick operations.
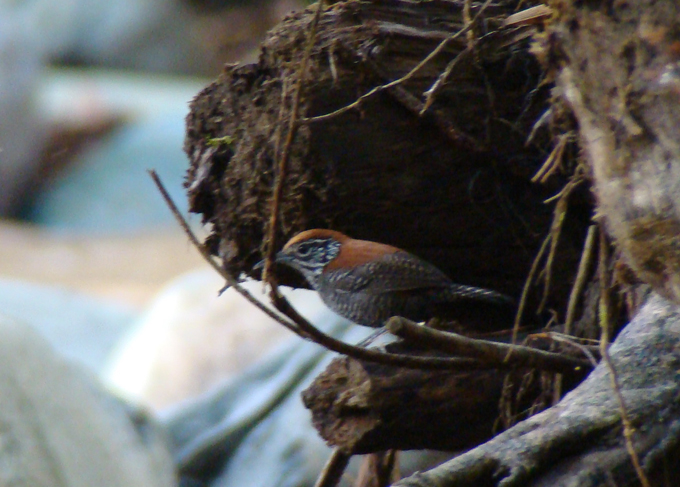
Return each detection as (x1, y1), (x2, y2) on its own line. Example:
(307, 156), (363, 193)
(263, 0), (326, 287)
(598, 228), (650, 487)
(386, 317), (592, 374)
(314, 449), (351, 487)
(149, 170), (303, 337)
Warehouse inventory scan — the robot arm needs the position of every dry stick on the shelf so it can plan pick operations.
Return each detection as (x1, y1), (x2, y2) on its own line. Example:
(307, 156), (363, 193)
(263, 0), (325, 287)
(149, 170), (303, 336)
(463, 0), (475, 47)
(365, 58), (480, 149)
(511, 231), (551, 346)
(314, 449), (352, 487)
(383, 450), (400, 486)
(597, 229), (650, 487)
(564, 225), (598, 335)
(262, 76), (290, 286)
(269, 289), (510, 371)
(386, 317), (591, 374)
(538, 173), (583, 312)
(151, 171), (506, 371)
(544, 333), (600, 367)
(553, 224), (597, 402)
(420, 45), (473, 115)
(419, 0), (477, 114)
(502, 230), (552, 425)
(502, 4), (553, 28)
(355, 451), (400, 487)
(531, 132), (569, 184)
(299, 0), (493, 125)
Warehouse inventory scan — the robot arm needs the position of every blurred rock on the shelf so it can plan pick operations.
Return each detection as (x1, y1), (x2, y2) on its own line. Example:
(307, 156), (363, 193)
(0, 315), (176, 487)
(0, 0), (306, 216)
(7, 0), (307, 76)
(38, 68), (208, 124)
(163, 314), (360, 487)
(0, 7), (45, 215)
(7, 0), (211, 75)
(162, 315), (453, 487)
(105, 270), (328, 410)
(28, 112), (190, 233)
(0, 278), (136, 373)
(26, 67), (214, 233)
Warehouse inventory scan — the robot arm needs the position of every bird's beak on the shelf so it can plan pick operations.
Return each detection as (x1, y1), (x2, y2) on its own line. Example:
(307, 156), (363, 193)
(253, 251), (288, 271)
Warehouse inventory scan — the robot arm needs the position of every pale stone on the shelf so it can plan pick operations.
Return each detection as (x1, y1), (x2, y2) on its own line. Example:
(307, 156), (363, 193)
(0, 316), (176, 487)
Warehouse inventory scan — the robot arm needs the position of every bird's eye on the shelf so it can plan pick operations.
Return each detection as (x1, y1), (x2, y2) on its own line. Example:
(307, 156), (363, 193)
(297, 243), (313, 257)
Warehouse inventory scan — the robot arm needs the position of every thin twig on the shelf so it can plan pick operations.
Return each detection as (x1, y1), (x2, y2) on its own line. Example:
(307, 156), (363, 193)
(300, 0), (493, 125)
(149, 170), (303, 336)
(264, 0), (325, 289)
(598, 228), (651, 487)
(543, 332), (599, 367)
(355, 451), (400, 487)
(539, 172), (583, 312)
(564, 225), (598, 335)
(262, 76), (290, 286)
(463, 0), (475, 48)
(387, 317), (591, 374)
(552, 223), (596, 402)
(512, 231), (551, 345)
(269, 289), (523, 371)
(502, 4), (552, 28)
(418, 0), (483, 114)
(365, 58), (481, 149)
(314, 449), (351, 487)
(420, 45), (473, 115)
(531, 133), (570, 184)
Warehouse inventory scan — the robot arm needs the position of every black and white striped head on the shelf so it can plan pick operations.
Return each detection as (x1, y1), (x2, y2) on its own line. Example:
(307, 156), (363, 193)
(276, 229), (345, 287)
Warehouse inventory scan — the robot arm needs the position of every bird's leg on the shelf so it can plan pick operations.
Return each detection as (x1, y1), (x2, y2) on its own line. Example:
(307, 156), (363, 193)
(355, 327), (389, 347)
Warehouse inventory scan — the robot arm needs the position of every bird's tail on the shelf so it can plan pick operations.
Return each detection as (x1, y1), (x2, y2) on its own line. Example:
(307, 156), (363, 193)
(445, 284), (515, 305)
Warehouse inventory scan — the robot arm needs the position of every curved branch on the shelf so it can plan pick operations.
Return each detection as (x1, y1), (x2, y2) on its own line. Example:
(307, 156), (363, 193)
(386, 317), (592, 374)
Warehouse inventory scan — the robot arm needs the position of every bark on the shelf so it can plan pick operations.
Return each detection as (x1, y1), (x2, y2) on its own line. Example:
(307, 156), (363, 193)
(548, 0), (680, 304)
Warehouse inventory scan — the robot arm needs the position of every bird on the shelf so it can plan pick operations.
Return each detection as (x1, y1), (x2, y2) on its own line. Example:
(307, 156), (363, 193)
(269, 229), (513, 328)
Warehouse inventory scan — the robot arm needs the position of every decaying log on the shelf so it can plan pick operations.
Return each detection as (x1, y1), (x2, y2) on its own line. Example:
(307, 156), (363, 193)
(302, 352), (510, 453)
(301, 332), (589, 454)
(184, 0), (593, 316)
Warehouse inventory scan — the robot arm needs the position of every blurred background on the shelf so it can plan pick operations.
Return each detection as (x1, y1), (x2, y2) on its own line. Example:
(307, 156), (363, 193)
(0, 0), (307, 402)
(0, 2), (346, 484)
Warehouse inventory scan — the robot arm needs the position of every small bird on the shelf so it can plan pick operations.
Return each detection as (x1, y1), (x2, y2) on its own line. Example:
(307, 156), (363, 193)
(270, 229), (513, 328)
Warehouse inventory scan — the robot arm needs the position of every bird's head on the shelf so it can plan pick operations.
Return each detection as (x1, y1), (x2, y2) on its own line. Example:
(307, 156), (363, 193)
(274, 229), (348, 286)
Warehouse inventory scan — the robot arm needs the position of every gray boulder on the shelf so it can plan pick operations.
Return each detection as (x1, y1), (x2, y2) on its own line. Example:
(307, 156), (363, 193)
(0, 316), (176, 487)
